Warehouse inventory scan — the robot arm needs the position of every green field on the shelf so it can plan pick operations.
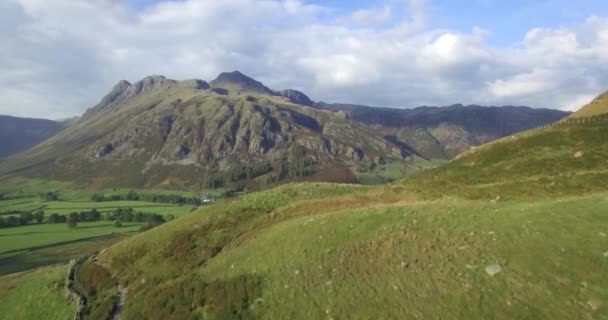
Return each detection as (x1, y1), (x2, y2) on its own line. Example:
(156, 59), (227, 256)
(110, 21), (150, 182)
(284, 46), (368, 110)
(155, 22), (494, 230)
(0, 177), (211, 276)
(0, 266), (74, 320)
(0, 222), (141, 275)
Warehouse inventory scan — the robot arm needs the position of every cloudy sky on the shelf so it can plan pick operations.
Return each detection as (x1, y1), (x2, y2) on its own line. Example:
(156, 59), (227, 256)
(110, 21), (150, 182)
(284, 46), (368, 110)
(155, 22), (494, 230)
(2, 0), (608, 118)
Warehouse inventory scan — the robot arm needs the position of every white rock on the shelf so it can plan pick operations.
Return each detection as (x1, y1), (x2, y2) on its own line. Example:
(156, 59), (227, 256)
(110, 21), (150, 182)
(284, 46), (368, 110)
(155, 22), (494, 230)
(485, 264), (503, 277)
(574, 151), (584, 158)
(603, 251), (608, 258)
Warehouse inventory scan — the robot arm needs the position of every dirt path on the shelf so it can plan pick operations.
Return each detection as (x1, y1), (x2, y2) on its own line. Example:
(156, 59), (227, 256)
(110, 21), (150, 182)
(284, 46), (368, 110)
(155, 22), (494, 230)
(110, 282), (126, 320)
(93, 258), (126, 320)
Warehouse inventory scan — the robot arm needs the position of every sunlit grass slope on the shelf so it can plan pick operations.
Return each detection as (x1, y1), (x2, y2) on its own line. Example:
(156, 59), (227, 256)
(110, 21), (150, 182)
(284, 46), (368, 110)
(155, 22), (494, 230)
(0, 266), (74, 320)
(405, 119), (608, 199)
(100, 183), (608, 319)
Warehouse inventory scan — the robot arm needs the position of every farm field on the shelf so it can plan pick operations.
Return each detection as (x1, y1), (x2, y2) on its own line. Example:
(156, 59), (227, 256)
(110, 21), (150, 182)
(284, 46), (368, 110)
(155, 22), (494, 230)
(0, 222), (140, 275)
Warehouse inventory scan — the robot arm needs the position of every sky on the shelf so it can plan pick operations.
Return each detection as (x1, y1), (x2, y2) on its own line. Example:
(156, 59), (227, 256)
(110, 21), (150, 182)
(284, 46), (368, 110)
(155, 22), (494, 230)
(1, 0), (608, 119)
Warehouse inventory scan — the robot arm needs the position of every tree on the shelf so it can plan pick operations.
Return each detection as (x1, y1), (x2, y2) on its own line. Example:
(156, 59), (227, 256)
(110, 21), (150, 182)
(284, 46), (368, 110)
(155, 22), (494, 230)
(113, 220), (123, 228)
(19, 212), (34, 225)
(33, 210), (45, 223)
(0, 217), (6, 228)
(47, 213), (66, 223)
(126, 190), (139, 201)
(91, 194), (105, 202)
(43, 192), (59, 201)
(67, 212), (78, 229)
(7, 216), (19, 227)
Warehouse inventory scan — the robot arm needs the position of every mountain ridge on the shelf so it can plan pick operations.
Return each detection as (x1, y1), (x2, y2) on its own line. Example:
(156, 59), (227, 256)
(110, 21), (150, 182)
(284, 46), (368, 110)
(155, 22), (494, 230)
(0, 71), (569, 188)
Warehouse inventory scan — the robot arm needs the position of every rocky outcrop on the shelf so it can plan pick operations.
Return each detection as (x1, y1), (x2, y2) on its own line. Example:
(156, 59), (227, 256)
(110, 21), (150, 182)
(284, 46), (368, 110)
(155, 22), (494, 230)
(210, 71), (273, 95)
(65, 257), (87, 320)
(279, 89), (313, 106)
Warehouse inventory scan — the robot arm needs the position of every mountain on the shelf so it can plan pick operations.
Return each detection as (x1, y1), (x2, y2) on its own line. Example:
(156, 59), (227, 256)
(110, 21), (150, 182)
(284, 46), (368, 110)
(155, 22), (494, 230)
(0, 116), (68, 159)
(209, 71), (273, 95)
(568, 90), (608, 118)
(0, 74), (421, 188)
(316, 103), (569, 159)
(88, 91), (608, 320)
(0, 72), (568, 189)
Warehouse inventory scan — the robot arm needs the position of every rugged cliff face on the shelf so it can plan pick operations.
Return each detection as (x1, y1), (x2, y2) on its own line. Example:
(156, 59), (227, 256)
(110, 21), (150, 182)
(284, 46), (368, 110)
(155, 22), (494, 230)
(317, 103), (570, 159)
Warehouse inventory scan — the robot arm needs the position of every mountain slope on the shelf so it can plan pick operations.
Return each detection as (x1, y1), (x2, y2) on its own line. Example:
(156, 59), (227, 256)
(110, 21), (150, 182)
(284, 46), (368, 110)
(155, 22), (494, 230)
(317, 103), (569, 159)
(0, 74), (420, 188)
(95, 93), (608, 318)
(0, 116), (67, 158)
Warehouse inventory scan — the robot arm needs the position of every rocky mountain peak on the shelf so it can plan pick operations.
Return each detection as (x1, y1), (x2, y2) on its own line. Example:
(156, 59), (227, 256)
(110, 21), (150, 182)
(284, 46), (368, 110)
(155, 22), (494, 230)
(210, 71), (273, 95)
(178, 79), (210, 90)
(280, 89), (313, 106)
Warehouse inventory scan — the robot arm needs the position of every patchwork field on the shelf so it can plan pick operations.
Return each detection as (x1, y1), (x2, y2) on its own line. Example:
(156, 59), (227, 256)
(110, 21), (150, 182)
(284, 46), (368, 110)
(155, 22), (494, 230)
(0, 178), (209, 275)
(0, 222), (140, 275)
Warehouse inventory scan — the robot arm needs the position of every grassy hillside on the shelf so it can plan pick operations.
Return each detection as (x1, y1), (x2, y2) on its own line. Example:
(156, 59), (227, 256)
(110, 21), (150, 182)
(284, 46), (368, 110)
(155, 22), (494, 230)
(92, 182), (608, 319)
(569, 91), (608, 118)
(404, 118), (608, 199)
(0, 266), (74, 320)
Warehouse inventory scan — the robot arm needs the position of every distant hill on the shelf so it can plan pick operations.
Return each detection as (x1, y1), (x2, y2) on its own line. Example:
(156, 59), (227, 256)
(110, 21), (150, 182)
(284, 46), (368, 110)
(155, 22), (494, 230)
(316, 103), (569, 159)
(0, 116), (67, 158)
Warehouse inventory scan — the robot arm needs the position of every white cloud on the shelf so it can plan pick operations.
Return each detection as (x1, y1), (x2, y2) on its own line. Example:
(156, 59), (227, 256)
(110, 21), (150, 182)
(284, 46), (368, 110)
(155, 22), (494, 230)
(342, 5), (392, 25)
(1, 0), (608, 118)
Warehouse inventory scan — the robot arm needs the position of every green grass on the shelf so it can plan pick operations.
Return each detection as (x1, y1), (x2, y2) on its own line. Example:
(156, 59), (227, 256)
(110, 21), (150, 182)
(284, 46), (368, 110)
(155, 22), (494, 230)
(0, 266), (74, 320)
(405, 120), (608, 200)
(97, 183), (608, 319)
(0, 234), (130, 276)
(0, 222), (141, 254)
(0, 222), (141, 276)
(354, 158), (445, 184)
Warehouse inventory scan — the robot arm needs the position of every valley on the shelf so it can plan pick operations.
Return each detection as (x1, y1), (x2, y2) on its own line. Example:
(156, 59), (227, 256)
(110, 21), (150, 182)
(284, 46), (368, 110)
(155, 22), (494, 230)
(0, 75), (605, 319)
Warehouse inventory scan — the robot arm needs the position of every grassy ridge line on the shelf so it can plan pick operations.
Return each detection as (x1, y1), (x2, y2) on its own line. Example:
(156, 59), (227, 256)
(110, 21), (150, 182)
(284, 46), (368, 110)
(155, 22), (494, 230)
(98, 182), (608, 319)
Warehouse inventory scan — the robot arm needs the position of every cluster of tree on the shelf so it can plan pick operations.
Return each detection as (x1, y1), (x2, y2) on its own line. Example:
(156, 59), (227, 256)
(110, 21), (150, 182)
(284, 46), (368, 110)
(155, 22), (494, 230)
(40, 192), (59, 201)
(91, 190), (200, 205)
(103, 207), (166, 224)
(0, 207), (169, 229)
(272, 146), (318, 180)
(227, 162), (273, 182)
(0, 211), (46, 227)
